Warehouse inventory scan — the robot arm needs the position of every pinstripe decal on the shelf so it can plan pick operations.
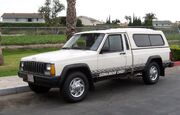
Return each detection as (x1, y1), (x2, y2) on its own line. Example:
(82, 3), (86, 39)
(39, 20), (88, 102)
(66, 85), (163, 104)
(91, 64), (145, 78)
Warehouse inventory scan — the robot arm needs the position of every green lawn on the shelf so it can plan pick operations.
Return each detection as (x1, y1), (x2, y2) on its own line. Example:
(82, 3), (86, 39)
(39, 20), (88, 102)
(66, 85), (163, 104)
(1, 35), (66, 45)
(0, 48), (59, 77)
(165, 34), (180, 40)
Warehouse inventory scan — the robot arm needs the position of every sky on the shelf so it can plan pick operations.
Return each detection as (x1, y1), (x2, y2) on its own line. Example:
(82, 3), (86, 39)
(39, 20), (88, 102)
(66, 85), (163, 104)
(0, 0), (180, 23)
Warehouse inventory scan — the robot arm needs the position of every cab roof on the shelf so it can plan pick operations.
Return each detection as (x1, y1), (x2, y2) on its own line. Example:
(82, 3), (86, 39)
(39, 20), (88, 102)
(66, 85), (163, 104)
(76, 28), (162, 35)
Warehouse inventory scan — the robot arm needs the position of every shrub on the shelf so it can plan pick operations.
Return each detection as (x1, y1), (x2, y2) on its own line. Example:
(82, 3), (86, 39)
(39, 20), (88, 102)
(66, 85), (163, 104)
(171, 45), (180, 61)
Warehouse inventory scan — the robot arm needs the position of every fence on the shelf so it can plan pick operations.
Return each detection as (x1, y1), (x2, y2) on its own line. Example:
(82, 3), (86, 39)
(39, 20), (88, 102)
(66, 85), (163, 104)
(0, 26), (179, 34)
(0, 26), (180, 46)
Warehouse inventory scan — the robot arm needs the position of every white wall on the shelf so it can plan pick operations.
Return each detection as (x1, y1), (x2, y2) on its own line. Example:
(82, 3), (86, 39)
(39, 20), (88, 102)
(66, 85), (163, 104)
(2, 18), (45, 23)
(2, 18), (16, 22)
(32, 18), (45, 23)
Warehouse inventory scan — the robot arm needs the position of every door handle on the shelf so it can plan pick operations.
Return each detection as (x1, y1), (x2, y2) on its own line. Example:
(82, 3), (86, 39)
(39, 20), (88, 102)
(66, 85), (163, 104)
(120, 52), (126, 55)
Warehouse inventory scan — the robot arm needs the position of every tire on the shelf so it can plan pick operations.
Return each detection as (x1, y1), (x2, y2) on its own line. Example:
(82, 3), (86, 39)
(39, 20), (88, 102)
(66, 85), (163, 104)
(28, 83), (50, 94)
(61, 71), (89, 103)
(142, 62), (160, 85)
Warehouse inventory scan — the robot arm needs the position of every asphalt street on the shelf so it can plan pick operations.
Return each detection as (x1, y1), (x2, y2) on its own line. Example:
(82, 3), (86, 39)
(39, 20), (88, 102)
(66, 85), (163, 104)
(0, 67), (180, 115)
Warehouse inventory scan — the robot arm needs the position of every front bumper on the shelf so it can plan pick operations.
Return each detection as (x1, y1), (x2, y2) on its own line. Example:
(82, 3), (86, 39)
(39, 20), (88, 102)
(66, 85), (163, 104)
(18, 71), (60, 88)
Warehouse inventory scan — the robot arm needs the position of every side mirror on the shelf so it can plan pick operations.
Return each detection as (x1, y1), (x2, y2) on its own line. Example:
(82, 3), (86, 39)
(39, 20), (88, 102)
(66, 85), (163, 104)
(100, 47), (109, 54)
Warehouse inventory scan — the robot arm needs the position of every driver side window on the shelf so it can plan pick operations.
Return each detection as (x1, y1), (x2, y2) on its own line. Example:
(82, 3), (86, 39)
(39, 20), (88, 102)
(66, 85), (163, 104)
(101, 34), (123, 53)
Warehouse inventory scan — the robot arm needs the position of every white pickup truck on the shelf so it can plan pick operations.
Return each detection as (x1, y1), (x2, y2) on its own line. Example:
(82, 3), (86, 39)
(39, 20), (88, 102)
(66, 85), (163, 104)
(18, 28), (174, 102)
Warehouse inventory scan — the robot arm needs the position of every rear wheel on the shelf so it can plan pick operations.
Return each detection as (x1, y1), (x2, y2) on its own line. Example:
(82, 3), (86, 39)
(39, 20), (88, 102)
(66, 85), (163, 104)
(28, 83), (50, 94)
(61, 71), (89, 103)
(142, 62), (160, 85)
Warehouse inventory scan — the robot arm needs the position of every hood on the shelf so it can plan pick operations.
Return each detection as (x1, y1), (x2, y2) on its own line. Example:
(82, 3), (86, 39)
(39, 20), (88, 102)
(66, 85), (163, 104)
(21, 49), (97, 63)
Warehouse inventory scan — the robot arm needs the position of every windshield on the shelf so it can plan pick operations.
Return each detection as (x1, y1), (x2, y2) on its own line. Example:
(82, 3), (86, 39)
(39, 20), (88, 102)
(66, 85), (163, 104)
(63, 33), (105, 51)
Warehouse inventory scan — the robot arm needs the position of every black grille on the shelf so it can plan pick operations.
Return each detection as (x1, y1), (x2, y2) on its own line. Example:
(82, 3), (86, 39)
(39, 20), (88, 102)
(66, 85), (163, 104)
(23, 61), (46, 74)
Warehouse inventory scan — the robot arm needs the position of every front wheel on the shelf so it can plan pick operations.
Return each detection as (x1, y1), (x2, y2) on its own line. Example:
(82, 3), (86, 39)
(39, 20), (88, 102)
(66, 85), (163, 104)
(142, 62), (160, 85)
(61, 72), (89, 103)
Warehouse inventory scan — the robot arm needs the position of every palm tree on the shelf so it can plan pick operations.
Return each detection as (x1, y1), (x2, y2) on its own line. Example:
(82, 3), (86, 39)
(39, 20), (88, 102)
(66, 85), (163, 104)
(144, 13), (157, 21)
(124, 16), (132, 26)
(144, 13), (157, 26)
(125, 16), (131, 22)
(0, 31), (3, 65)
(66, 0), (77, 40)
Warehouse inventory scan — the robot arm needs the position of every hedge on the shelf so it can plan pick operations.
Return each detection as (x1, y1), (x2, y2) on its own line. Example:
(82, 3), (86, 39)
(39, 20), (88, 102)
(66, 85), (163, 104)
(0, 23), (49, 27)
(171, 45), (180, 61)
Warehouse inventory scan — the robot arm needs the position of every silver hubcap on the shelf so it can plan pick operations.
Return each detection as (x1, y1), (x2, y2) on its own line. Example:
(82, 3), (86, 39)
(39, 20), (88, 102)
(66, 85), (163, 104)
(69, 78), (85, 98)
(149, 66), (158, 81)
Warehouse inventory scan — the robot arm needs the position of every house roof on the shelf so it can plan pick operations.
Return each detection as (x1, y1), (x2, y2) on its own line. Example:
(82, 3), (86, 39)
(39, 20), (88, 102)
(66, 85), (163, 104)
(1, 13), (43, 19)
(78, 16), (103, 24)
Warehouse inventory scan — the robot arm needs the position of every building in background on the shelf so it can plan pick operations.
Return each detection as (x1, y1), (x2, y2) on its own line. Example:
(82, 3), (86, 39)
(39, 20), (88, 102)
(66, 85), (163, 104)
(78, 16), (104, 26)
(1, 13), (45, 23)
(119, 22), (128, 27)
(153, 20), (173, 28)
(175, 21), (180, 26)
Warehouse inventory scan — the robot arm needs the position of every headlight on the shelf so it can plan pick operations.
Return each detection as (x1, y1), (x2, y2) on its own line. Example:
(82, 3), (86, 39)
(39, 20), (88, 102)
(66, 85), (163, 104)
(46, 64), (51, 71)
(21, 62), (24, 67)
(20, 62), (24, 71)
(44, 64), (56, 76)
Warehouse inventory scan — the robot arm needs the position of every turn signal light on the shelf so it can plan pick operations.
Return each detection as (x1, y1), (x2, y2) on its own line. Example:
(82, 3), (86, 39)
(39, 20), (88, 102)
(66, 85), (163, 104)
(50, 64), (56, 76)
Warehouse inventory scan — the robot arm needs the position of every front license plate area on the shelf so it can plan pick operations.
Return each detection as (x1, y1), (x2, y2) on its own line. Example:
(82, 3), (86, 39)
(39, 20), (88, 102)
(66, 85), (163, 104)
(27, 74), (34, 83)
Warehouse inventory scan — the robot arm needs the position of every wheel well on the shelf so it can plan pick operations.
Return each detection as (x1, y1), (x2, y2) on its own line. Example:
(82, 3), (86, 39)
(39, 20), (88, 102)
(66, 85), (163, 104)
(60, 67), (95, 91)
(149, 58), (164, 76)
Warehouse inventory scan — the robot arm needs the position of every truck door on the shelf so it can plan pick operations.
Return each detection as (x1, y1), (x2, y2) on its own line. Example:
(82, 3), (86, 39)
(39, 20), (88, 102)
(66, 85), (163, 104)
(97, 34), (127, 77)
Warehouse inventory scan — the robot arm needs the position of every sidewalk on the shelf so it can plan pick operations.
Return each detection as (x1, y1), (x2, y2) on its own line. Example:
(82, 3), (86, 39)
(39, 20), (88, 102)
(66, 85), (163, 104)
(0, 76), (30, 96)
(0, 61), (180, 96)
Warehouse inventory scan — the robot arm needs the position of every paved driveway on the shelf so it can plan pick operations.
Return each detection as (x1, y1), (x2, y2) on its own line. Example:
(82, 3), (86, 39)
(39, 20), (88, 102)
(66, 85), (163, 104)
(0, 67), (180, 115)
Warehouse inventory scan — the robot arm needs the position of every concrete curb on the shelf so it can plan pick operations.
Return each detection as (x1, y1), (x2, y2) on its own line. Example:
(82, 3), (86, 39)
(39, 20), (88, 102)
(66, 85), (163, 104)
(0, 85), (30, 96)
(174, 61), (180, 66)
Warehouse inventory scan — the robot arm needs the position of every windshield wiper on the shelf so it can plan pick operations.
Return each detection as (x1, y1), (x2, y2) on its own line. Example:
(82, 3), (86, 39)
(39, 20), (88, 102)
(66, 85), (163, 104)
(62, 47), (71, 49)
(62, 47), (90, 50)
(71, 47), (89, 50)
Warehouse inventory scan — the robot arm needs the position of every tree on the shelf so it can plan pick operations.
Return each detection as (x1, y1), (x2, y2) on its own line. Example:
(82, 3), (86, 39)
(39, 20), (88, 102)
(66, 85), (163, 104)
(60, 17), (66, 26)
(125, 16), (132, 26)
(106, 16), (120, 25)
(76, 19), (83, 27)
(59, 17), (83, 27)
(0, 47), (3, 66)
(106, 16), (111, 24)
(0, 31), (3, 65)
(125, 15), (142, 26)
(39, 0), (65, 26)
(125, 16), (131, 22)
(144, 13), (157, 26)
(112, 19), (120, 24)
(66, 0), (77, 40)
(132, 17), (142, 26)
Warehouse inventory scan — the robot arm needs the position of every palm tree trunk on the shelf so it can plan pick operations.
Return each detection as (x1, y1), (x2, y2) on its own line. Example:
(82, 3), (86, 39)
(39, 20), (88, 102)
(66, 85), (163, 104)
(0, 32), (3, 65)
(0, 48), (3, 66)
(66, 0), (77, 40)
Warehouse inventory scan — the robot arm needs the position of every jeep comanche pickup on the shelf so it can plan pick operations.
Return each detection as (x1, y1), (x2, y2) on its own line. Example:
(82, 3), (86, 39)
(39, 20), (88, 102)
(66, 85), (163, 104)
(18, 28), (174, 102)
